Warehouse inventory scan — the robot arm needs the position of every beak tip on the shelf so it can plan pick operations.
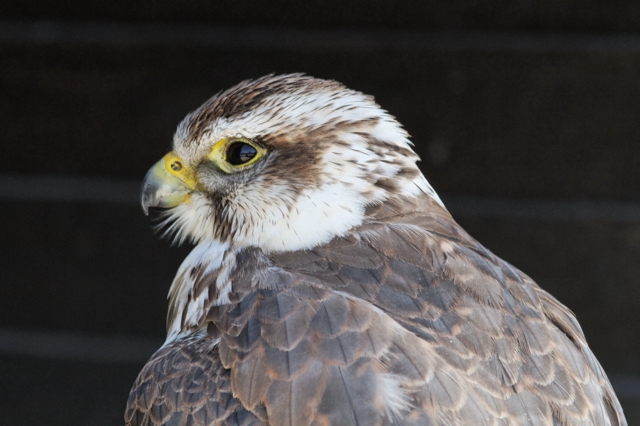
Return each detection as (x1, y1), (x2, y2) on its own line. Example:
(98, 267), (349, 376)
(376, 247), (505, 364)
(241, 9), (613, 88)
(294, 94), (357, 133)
(140, 184), (153, 216)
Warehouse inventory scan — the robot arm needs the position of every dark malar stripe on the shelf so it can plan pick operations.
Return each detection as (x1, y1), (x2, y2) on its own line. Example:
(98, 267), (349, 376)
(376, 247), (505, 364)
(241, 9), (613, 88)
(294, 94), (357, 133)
(3, 20), (640, 54)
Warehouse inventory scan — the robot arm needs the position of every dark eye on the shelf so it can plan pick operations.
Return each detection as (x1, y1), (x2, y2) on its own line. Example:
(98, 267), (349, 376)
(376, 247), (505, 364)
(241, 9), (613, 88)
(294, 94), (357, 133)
(226, 142), (257, 165)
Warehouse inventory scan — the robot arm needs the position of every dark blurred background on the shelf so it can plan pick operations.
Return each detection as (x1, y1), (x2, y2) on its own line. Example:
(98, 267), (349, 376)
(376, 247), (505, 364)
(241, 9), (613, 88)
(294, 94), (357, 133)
(2, 2), (640, 424)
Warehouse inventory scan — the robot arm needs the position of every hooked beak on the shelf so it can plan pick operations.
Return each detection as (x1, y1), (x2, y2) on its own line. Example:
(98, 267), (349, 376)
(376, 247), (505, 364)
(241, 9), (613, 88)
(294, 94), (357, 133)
(140, 152), (197, 215)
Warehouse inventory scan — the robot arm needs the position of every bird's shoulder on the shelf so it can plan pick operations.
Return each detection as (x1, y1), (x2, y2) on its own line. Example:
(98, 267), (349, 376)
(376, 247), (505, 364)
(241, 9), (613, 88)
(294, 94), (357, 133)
(128, 199), (625, 425)
(233, 202), (623, 425)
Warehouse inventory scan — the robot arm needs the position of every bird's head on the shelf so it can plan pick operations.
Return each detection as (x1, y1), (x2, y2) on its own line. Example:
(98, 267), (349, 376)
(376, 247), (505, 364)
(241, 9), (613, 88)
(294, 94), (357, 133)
(141, 74), (442, 252)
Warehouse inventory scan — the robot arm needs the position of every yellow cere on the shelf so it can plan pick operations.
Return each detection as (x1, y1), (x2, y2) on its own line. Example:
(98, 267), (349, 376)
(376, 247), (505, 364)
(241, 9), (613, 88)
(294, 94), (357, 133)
(162, 152), (198, 189)
(207, 137), (265, 174)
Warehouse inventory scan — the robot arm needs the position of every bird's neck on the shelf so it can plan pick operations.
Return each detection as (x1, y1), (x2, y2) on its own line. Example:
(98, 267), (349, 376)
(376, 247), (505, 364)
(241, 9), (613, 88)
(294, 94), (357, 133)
(164, 240), (238, 345)
(161, 190), (450, 347)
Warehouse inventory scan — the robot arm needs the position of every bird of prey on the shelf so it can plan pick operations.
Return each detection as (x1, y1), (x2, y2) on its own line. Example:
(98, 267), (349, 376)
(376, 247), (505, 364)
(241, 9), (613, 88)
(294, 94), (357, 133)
(127, 74), (626, 426)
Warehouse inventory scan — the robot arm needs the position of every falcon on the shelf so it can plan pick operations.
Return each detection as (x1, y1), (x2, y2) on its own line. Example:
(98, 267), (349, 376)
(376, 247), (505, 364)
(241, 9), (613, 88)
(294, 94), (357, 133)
(127, 74), (626, 425)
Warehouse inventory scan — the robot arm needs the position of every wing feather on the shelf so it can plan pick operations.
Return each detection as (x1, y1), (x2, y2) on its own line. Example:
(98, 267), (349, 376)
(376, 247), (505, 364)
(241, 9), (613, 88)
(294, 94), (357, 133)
(125, 337), (264, 426)
(255, 208), (626, 425)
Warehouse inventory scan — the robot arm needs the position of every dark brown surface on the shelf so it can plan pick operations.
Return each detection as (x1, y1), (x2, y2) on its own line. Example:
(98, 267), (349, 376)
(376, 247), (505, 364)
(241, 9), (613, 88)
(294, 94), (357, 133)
(3, 44), (640, 199)
(4, 1), (640, 33)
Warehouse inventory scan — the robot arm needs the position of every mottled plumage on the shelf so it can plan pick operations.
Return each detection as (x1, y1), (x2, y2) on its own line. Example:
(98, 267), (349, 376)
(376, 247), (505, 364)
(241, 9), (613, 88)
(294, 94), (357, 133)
(128, 74), (626, 425)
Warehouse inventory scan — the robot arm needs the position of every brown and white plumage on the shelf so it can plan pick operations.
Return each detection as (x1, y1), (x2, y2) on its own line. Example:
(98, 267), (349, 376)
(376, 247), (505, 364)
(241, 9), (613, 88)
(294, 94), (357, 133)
(127, 74), (626, 425)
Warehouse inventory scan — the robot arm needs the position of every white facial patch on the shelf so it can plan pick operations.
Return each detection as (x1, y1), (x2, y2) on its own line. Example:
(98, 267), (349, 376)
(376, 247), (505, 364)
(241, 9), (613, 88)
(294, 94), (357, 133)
(157, 195), (215, 246)
(229, 179), (368, 252)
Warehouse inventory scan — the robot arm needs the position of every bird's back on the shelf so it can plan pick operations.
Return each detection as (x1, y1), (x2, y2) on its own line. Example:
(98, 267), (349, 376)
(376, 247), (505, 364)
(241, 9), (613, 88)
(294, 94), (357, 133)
(126, 196), (626, 426)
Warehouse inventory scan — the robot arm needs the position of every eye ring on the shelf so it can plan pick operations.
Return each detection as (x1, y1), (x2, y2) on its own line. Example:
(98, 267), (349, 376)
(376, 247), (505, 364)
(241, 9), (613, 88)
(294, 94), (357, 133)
(207, 137), (265, 173)
(170, 160), (183, 172)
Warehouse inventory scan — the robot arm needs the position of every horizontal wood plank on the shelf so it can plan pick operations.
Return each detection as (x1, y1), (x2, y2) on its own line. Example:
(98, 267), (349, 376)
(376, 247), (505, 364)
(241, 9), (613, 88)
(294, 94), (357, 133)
(3, 1), (640, 32)
(2, 40), (640, 199)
